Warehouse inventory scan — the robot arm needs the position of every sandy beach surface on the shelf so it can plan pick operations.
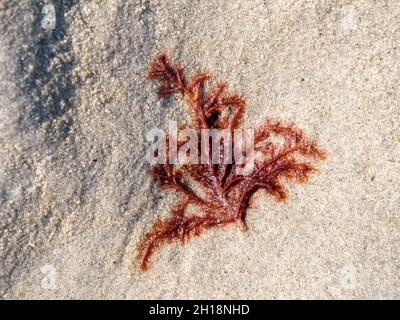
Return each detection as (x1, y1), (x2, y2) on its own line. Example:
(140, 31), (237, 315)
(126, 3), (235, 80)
(0, 0), (399, 299)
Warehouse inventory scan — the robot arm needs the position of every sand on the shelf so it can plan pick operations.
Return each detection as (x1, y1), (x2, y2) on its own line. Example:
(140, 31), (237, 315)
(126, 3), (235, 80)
(0, 0), (399, 299)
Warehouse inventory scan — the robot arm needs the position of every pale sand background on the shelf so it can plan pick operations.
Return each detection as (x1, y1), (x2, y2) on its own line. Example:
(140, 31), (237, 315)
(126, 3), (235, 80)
(0, 0), (399, 299)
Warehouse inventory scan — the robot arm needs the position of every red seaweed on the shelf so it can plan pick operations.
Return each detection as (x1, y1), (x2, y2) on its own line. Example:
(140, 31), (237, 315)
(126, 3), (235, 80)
(137, 53), (326, 271)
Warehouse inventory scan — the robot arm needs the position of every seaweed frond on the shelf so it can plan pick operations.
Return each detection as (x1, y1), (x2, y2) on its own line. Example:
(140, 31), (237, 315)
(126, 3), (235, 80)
(138, 53), (326, 271)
